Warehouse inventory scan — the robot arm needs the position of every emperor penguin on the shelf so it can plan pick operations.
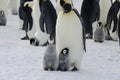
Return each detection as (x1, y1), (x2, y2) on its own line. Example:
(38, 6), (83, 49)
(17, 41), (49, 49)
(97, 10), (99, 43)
(106, 0), (120, 41)
(30, 0), (57, 46)
(39, 0), (57, 44)
(99, 0), (112, 40)
(93, 22), (105, 43)
(81, 0), (100, 39)
(56, 0), (73, 15)
(56, 3), (86, 71)
(27, 0), (49, 46)
(19, 0), (33, 40)
(43, 44), (58, 71)
(57, 48), (69, 71)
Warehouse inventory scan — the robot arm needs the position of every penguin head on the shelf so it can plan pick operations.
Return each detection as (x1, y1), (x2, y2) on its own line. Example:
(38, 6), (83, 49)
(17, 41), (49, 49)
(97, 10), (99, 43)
(0, 10), (4, 15)
(63, 3), (72, 13)
(97, 22), (103, 28)
(61, 48), (69, 56)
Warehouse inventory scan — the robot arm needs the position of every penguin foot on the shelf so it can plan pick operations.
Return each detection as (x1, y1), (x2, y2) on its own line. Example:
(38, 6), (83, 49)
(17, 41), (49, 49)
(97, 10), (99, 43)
(105, 35), (113, 40)
(86, 33), (92, 39)
(99, 41), (103, 43)
(71, 67), (78, 71)
(30, 38), (35, 45)
(34, 41), (39, 46)
(57, 67), (68, 71)
(21, 36), (29, 40)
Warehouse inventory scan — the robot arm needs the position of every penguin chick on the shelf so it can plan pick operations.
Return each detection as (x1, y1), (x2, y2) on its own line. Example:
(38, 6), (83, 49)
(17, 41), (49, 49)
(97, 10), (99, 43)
(57, 48), (69, 71)
(43, 44), (58, 71)
(94, 22), (105, 43)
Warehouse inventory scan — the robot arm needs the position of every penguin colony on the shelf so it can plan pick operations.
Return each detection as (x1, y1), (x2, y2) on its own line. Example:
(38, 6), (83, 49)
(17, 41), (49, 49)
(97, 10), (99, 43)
(1, 0), (120, 71)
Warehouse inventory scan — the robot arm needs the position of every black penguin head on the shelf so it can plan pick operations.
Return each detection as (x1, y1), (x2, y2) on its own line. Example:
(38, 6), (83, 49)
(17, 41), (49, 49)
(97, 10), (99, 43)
(97, 22), (103, 28)
(63, 3), (72, 13)
(61, 48), (69, 55)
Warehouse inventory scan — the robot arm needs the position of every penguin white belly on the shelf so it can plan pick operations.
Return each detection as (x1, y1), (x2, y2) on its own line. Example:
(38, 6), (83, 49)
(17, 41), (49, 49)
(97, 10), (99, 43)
(99, 0), (111, 25)
(56, 11), (84, 69)
(32, 0), (49, 45)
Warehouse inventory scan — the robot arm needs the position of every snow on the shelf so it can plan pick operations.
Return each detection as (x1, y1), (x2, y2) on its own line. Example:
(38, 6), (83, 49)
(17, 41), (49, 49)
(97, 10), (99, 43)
(0, 0), (120, 80)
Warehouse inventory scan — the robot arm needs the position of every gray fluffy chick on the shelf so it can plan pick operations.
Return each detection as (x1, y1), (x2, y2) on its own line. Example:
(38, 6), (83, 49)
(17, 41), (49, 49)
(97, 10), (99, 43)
(94, 22), (105, 43)
(57, 48), (69, 71)
(0, 10), (7, 26)
(43, 44), (58, 71)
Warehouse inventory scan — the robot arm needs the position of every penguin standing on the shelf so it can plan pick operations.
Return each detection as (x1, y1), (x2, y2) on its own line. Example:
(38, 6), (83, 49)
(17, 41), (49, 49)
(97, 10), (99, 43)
(93, 22), (105, 42)
(19, 0), (33, 40)
(43, 44), (58, 71)
(81, 0), (100, 39)
(57, 48), (69, 71)
(39, 0), (57, 44)
(30, 0), (57, 46)
(106, 0), (120, 41)
(56, 3), (86, 71)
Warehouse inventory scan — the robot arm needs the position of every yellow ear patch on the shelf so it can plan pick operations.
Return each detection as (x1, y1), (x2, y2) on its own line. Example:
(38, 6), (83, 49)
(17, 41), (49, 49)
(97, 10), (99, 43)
(24, 1), (34, 8)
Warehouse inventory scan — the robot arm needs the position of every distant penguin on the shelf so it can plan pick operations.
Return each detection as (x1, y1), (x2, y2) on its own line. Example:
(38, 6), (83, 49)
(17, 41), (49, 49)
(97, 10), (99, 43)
(56, 3), (86, 71)
(57, 48), (69, 71)
(81, 0), (100, 39)
(94, 22), (105, 43)
(56, 0), (73, 15)
(39, 0), (57, 44)
(0, 10), (7, 26)
(43, 44), (58, 71)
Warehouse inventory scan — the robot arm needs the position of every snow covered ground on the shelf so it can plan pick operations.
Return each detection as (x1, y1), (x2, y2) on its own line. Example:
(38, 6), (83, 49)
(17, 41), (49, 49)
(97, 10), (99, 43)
(0, 0), (120, 80)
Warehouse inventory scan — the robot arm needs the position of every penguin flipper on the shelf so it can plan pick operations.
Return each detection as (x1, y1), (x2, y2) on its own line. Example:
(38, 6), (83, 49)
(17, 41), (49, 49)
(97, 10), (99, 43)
(39, 1), (47, 32)
(73, 9), (86, 52)
(112, 16), (118, 32)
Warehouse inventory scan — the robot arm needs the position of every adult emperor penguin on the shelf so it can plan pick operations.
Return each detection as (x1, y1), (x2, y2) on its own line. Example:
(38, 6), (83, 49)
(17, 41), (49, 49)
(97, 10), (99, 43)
(81, 0), (100, 39)
(106, 0), (120, 41)
(29, 0), (57, 46)
(106, 0), (120, 33)
(19, 0), (33, 40)
(39, 0), (57, 44)
(56, 2), (86, 71)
